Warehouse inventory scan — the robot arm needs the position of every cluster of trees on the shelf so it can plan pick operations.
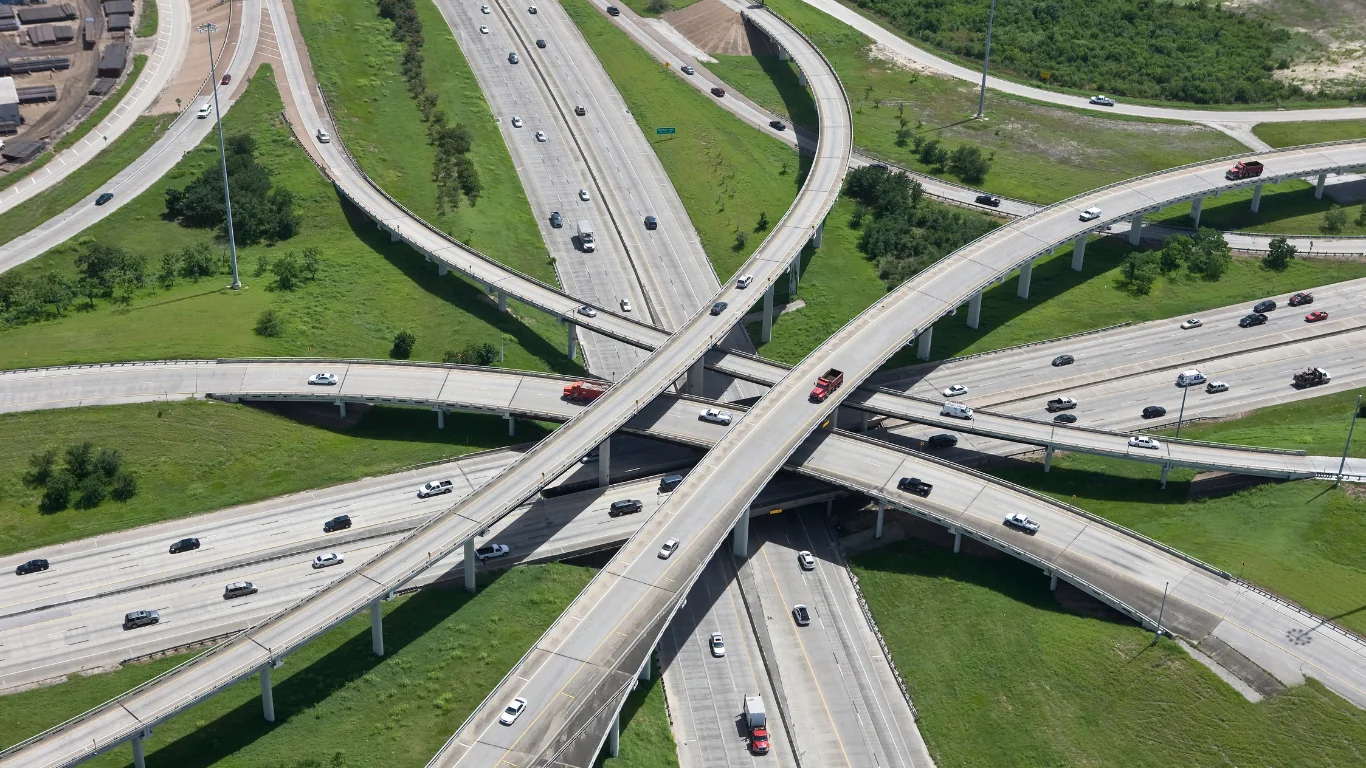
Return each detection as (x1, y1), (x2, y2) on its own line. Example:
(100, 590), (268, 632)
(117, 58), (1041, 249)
(26, 442), (137, 512)
(852, 0), (1345, 105)
(444, 342), (499, 366)
(376, 0), (482, 211)
(843, 165), (996, 288)
(255, 246), (323, 290)
(899, 132), (991, 183)
(1118, 228), (1231, 294)
(165, 134), (300, 244)
(1320, 203), (1366, 235)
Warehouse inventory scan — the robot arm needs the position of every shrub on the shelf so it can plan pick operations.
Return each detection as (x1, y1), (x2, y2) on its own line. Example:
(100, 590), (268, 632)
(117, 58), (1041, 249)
(77, 475), (108, 508)
(111, 471), (139, 501)
(1262, 236), (1296, 271)
(1321, 205), (1347, 235)
(255, 308), (284, 337)
(65, 441), (98, 480)
(391, 330), (417, 359)
(96, 448), (124, 478)
(41, 470), (76, 512)
(26, 448), (58, 487)
(646, 0), (671, 12)
(444, 342), (498, 366)
(946, 144), (990, 183)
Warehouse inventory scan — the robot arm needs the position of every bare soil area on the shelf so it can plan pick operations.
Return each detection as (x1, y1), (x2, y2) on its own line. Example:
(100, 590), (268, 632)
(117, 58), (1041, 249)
(151, 0), (235, 114)
(1227, 0), (1366, 92)
(663, 0), (772, 56)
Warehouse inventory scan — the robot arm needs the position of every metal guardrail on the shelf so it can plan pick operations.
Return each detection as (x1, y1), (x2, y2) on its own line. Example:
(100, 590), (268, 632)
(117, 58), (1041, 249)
(215, 356), (594, 383)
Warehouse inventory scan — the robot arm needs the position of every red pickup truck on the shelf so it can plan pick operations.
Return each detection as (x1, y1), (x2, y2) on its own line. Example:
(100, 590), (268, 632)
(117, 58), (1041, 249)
(809, 368), (844, 402)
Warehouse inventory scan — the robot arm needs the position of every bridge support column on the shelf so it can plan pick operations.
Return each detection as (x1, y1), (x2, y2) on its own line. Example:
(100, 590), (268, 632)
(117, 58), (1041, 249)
(464, 538), (477, 593)
(390, 228), (400, 243)
(609, 711), (621, 757)
(261, 663), (276, 722)
(686, 359), (704, 395)
(1315, 172), (1327, 199)
(916, 327), (932, 361)
(598, 437), (611, 488)
(1044, 445), (1054, 473)
(953, 528), (962, 553)
(875, 501), (885, 539)
(778, 47), (789, 61)
(438, 263), (448, 277)
(1071, 235), (1087, 271)
(1189, 196), (1204, 229)
(810, 221), (824, 248)
(1049, 572), (1058, 591)
(1017, 258), (1034, 300)
(1159, 462), (1171, 489)
(789, 254), (800, 295)
(436, 408), (444, 429)
(1250, 183), (1264, 212)
(132, 733), (146, 768)
(498, 291), (507, 313)
(639, 648), (652, 681)
(798, 69), (807, 87)
(567, 321), (578, 361)
(732, 514), (749, 557)
(505, 412), (516, 436)
(336, 400), (346, 419)
(1129, 212), (1144, 245)
(761, 283), (775, 343)
(370, 599), (384, 657)
(966, 290), (982, 330)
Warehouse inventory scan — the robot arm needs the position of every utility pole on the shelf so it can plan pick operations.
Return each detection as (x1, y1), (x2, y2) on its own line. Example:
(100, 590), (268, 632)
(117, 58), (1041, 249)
(1153, 581), (1168, 644)
(1174, 383), (1190, 439)
(975, 0), (998, 119)
(199, 22), (241, 290)
(1335, 394), (1361, 486)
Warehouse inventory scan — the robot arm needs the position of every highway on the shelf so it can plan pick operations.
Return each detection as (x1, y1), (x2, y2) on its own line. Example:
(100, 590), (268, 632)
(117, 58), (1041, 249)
(0, 0), (262, 275)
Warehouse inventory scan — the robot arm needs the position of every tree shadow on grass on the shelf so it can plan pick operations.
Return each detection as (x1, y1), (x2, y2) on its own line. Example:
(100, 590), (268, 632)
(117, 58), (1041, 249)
(336, 197), (585, 377)
(141, 578), (501, 768)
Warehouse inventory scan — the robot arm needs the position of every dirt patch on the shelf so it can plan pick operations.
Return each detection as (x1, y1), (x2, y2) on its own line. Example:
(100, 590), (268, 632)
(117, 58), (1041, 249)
(151, 0), (235, 115)
(663, 0), (771, 57)
(1228, 0), (1366, 92)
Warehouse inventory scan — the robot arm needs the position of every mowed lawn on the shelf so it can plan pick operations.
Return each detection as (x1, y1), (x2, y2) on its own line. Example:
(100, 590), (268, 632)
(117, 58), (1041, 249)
(1254, 119), (1366, 148)
(0, 67), (581, 373)
(0, 564), (595, 767)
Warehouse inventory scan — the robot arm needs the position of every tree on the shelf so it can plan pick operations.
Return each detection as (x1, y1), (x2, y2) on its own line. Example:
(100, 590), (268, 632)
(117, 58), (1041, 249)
(1120, 251), (1160, 294)
(645, 0), (670, 11)
(0, 271), (24, 312)
(1185, 227), (1232, 279)
(36, 272), (76, 315)
(1156, 235), (1193, 273)
(255, 308), (284, 337)
(755, 211), (770, 232)
(391, 330), (416, 359)
(301, 247), (322, 281)
(26, 447), (58, 487)
(444, 342), (498, 366)
(111, 471), (138, 501)
(946, 144), (991, 183)
(272, 252), (302, 290)
(76, 474), (107, 509)
(1322, 205), (1347, 235)
(65, 441), (98, 480)
(734, 230), (748, 251)
(75, 242), (142, 298)
(166, 134), (299, 244)
(41, 470), (76, 512)
(1356, 202), (1366, 227)
(179, 243), (219, 280)
(158, 252), (180, 289)
(97, 448), (123, 479)
(1262, 236), (1297, 271)
(916, 138), (946, 167)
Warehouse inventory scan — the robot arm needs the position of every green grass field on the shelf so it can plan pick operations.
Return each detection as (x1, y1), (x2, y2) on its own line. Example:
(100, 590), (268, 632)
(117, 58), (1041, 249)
(617, 0), (700, 18)
(0, 67), (580, 374)
(137, 0), (158, 38)
(0, 399), (545, 556)
(293, 0), (552, 283)
(595, 672), (680, 768)
(853, 539), (1366, 768)
(881, 238), (1366, 367)
(706, 0), (1247, 205)
(1253, 120), (1366, 148)
(0, 564), (595, 767)
(1170, 389), (1366, 459)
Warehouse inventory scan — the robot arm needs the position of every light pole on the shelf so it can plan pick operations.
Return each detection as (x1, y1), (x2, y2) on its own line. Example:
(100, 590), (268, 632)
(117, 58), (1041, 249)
(1335, 394), (1361, 486)
(1153, 581), (1168, 644)
(1174, 383), (1190, 439)
(975, 0), (998, 119)
(198, 22), (241, 290)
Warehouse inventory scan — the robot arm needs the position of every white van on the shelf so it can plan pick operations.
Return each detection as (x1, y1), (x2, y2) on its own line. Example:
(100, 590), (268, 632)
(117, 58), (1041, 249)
(941, 401), (973, 420)
(1176, 370), (1206, 387)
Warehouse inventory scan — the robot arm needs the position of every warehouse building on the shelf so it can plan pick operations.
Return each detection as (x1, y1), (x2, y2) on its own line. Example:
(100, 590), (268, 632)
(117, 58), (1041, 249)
(0, 76), (20, 135)
(101, 0), (134, 17)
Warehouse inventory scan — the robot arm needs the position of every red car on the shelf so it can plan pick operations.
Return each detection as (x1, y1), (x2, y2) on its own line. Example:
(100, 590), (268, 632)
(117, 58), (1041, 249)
(221, 74), (231, 86)
(1305, 310), (1329, 323)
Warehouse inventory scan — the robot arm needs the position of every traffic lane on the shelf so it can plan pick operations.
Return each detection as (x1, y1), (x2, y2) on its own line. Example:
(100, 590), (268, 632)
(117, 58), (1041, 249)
(0, 361), (229, 412)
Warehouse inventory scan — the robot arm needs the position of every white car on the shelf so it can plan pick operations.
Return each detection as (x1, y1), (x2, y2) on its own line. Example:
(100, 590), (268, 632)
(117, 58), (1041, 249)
(577, 305), (597, 318)
(479, 24), (489, 34)
(528, 4), (538, 12)
(417, 479), (454, 497)
(1079, 207), (1102, 222)
(700, 408), (732, 425)
(578, 189), (590, 201)
(312, 552), (344, 569)
(1089, 95), (1116, 106)
(942, 384), (967, 398)
(315, 129), (330, 143)
(709, 632), (726, 657)
(1128, 436), (1161, 450)
(620, 298), (633, 312)
(658, 538), (680, 559)
(499, 697), (527, 725)
(535, 131), (547, 142)
(736, 274), (753, 289)
(196, 104), (212, 119)
(797, 550), (815, 571)
(511, 116), (523, 128)
(480, 4), (491, 12)
(1180, 318), (1202, 330)
(308, 373), (337, 386)
(475, 544), (510, 561)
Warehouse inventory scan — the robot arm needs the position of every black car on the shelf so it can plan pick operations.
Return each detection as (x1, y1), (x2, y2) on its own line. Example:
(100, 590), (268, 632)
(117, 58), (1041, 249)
(1142, 405), (1167, 419)
(549, 211), (563, 228)
(536, 39), (547, 48)
(1053, 413), (1077, 424)
(323, 515), (352, 533)
(95, 192), (114, 206)
(711, 301), (728, 315)
(609, 499), (643, 517)
(1051, 354), (1075, 367)
(925, 434), (958, 449)
(15, 558), (49, 576)
(644, 215), (658, 230)
(606, 4), (619, 14)
(897, 477), (933, 497)
(869, 163), (888, 170)
(1253, 299), (1277, 313)
(168, 537), (200, 555)
(1239, 312), (1268, 328)
(123, 610), (160, 630)
(769, 119), (786, 131)
(710, 86), (726, 97)
(659, 474), (683, 492)
(975, 194), (1001, 207)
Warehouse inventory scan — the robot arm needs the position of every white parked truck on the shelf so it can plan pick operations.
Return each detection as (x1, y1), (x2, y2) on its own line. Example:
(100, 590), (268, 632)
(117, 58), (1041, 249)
(577, 220), (596, 252)
(743, 695), (766, 731)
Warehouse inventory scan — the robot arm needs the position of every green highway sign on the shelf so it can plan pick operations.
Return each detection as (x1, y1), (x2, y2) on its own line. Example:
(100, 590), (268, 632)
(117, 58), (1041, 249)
(656, 127), (676, 135)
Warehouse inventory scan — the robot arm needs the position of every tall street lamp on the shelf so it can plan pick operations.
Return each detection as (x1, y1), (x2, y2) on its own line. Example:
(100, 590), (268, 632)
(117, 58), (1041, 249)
(975, 0), (998, 119)
(198, 22), (241, 290)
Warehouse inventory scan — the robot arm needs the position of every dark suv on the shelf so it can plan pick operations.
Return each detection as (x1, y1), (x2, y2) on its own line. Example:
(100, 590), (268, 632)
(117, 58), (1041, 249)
(168, 538), (200, 554)
(1239, 312), (1267, 328)
(1253, 299), (1277, 313)
(897, 477), (933, 497)
(609, 499), (643, 517)
(15, 558), (49, 576)
(123, 610), (160, 630)
(606, 5), (619, 14)
(975, 194), (1001, 207)
(323, 515), (352, 533)
(659, 474), (683, 492)
(925, 434), (958, 449)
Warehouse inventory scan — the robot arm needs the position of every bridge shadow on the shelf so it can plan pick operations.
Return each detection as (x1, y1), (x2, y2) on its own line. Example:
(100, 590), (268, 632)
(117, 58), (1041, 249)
(746, 52), (819, 133)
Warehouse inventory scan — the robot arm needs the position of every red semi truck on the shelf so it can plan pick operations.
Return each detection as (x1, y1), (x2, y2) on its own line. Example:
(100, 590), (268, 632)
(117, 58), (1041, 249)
(1225, 160), (1264, 181)
(562, 381), (609, 402)
(809, 368), (844, 402)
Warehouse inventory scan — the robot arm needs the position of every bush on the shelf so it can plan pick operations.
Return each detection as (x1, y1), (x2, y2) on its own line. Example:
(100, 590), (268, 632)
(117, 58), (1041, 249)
(77, 474), (108, 508)
(255, 308), (284, 337)
(444, 342), (498, 366)
(96, 448), (124, 478)
(65, 441), (98, 480)
(26, 448), (58, 487)
(646, 0), (671, 12)
(111, 471), (138, 501)
(946, 144), (990, 183)
(1322, 205), (1347, 235)
(1263, 236), (1297, 271)
(41, 470), (76, 512)
(391, 330), (417, 359)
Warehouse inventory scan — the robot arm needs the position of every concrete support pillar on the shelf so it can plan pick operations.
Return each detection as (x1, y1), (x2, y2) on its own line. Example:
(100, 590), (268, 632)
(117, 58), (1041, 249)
(498, 291), (507, 313)
(436, 408), (445, 429)
(916, 327), (932, 361)
(567, 321), (578, 361)
(1017, 259), (1034, 300)
(966, 290), (982, 330)
(505, 413), (515, 436)
(732, 514), (749, 557)
(1315, 172), (1327, 199)
(761, 283), (775, 343)
(798, 70), (807, 87)
(1129, 212), (1144, 246)
(638, 650), (652, 681)
(859, 409), (869, 432)
(778, 47), (790, 61)
(1044, 445), (1054, 473)
(438, 263), (448, 277)
(953, 528), (962, 553)
(261, 663), (275, 722)
(390, 228), (400, 243)
(686, 359), (704, 395)
(1049, 572), (1058, 591)
(336, 400), (346, 419)
(608, 712), (621, 757)
(874, 501), (885, 540)
(1071, 235), (1087, 271)
(810, 221), (824, 248)
(826, 499), (833, 516)
(132, 734), (146, 768)
(789, 254), (799, 295)
(1250, 183), (1264, 213)
(1190, 196), (1204, 229)
(464, 538), (477, 593)
(370, 599), (384, 656)
(1159, 463), (1171, 489)
(598, 437), (611, 488)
